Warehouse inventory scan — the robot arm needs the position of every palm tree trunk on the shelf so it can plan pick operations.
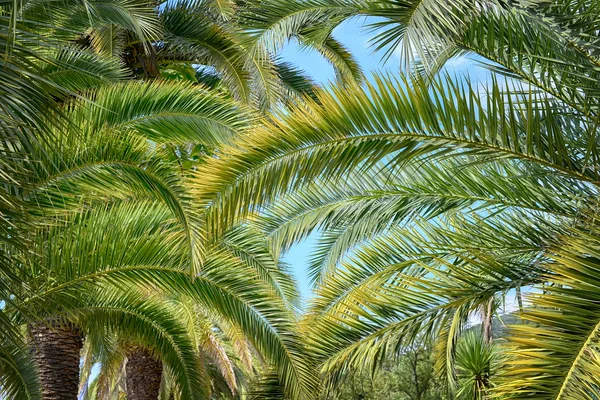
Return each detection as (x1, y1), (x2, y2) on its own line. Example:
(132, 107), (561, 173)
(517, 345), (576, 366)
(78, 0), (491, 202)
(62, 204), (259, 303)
(29, 321), (84, 400)
(482, 297), (494, 345)
(126, 347), (162, 400)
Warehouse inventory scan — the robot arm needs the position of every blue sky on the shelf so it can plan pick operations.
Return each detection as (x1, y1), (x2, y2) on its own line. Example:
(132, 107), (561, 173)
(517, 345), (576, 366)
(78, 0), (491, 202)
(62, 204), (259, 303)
(278, 18), (495, 303)
(280, 18), (401, 84)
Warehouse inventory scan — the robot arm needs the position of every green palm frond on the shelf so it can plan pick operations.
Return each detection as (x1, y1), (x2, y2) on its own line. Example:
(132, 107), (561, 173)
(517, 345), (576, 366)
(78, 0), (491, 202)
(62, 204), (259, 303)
(364, 1), (600, 117)
(219, 224), (300, 309)
(246, 371), (289, 399)
(434, 302), (471, 391)
(160, 1), (252, 102)
(298, 216), (544, 382)
(212, 312), (256, 373)
(366, 0), (477, 66)
(306, 36), (363, 84)
(239, 0), (363, 88)
(530, 0), (600, 61)
(24, 0), (162, 47)
(38, 46), (126, 92)
(239, 0), (357, 54)
(274, 61), (319, 103)
(0, 17), (68, 136)
(194, 73), (594, 242)
(455, 7), (600, 119)
(258, 158), (581, 285)
(71, 80), (253, 145)
(176, 299), (239, 395)
(86, 23), (129, 57)
(245, 45), (285, 111)
(27, 79), (253, 274)
(498, 214), (600, 399)
(75, 290), (209, 399)
(0, 337), (40, 400)
(160, 0), (323, 110)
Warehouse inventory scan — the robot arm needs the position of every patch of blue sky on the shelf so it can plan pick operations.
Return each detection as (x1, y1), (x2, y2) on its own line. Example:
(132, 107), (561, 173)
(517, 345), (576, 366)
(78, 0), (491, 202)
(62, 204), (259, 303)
(280, 18), (492, 86)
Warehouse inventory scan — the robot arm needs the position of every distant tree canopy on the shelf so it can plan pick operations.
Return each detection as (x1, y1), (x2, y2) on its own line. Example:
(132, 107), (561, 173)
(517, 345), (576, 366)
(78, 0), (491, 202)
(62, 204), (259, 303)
(326, 347), (445, 400)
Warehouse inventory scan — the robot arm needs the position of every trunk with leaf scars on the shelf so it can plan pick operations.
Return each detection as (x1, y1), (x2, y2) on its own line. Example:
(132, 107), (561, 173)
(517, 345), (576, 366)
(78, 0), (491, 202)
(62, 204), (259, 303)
(29, 321), (84, 400)
(126, 347), (163, 400)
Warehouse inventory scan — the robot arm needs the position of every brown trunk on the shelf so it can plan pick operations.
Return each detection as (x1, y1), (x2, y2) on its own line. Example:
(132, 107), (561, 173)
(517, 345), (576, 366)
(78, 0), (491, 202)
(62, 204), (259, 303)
(126, 347), (162, 400)
(29, 321), (84, 400)
(482, 298), (494, 345)
(123, 42), (159, 78)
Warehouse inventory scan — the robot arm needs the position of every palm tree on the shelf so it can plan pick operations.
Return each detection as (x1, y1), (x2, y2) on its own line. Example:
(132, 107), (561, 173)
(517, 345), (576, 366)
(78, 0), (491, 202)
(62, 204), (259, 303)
(2, 0), (324, 397)
(30, 0), (363, 110)
(16, 191), (310, 399)
(19, 201), (201, 399)
(190, 1), (600, 397)
(0, 0), (158, 394)
(11, 76), (319, 400)
(81, 295), (272, 399)
(76, 224), (299, 400)
(454, 332), (498, 399)
(5, 51), (320, 396)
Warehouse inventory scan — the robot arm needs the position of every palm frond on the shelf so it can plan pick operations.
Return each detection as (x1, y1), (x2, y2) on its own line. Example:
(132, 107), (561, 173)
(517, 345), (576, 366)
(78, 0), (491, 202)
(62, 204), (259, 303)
(71, 80), (253, 145)
(194, 73), (595, 243)
(258, 158), (582, 284)
(274, 61), (319, 104)
(0, 337), (40, 400)
(160, 1), (252, 102)
(75, 291), (209, 400)
(498, 214), (600, 399)
(25, 0), (162, 47)
(306, 36), (363, 84)
(366, 0), (477, 66)
(39, 46), (126, 92)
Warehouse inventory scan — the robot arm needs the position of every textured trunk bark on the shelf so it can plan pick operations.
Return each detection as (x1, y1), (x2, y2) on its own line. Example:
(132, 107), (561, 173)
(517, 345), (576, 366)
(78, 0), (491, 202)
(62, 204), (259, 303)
(126, 347), (162, 400)
(482, 297), (494, 345)
(29, 321), (84, 400)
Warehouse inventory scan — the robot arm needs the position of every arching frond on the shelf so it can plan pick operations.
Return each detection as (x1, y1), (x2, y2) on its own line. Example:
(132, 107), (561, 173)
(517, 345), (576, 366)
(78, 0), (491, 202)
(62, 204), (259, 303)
(240, 0), (358, 54)
(70, 80), (253, 145)
(0, 338), (40, 400)
(366, 0), (477, 66)
(195, 73), (595, 242)
(218, 224), (300, 308)
(76, 291), (209, 400)
(259, 158), (583, 284)
(38, 46), (126, 92)
(274, 61), (319, 104)
(160, 1), (252, 102)
(498, 216), (600, 399)
(307, 36), (363, 84)
(25, 0), (162, 47)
